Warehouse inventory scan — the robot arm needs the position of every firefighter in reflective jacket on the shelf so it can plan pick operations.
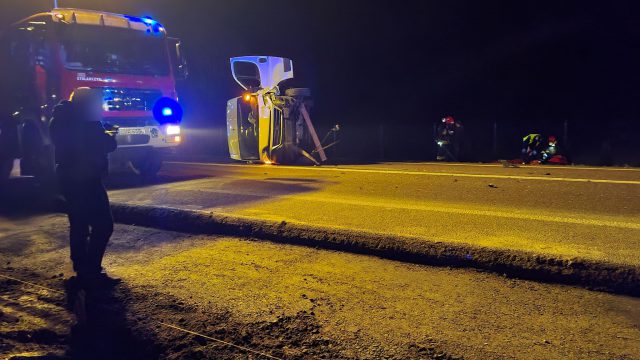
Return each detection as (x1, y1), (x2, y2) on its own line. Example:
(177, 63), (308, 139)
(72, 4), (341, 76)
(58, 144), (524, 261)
(49, 88), (120, 287)
(541, 135), (558, 163)
(436, 116), (464, 161)
(521, 133), (543, 164)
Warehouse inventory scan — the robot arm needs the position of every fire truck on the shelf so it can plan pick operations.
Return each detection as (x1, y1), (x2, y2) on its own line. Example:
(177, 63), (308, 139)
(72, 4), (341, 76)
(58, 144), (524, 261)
(0, 8), (187, 183)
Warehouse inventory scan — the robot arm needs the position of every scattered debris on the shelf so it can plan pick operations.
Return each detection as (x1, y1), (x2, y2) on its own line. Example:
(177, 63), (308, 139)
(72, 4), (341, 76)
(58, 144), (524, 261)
(488, 184), (498, 188)
(501, 160), (520, 168)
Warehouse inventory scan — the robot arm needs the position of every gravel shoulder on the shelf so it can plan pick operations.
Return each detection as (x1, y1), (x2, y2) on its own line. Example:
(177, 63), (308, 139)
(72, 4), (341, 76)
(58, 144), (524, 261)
(1, 215), (640, 359)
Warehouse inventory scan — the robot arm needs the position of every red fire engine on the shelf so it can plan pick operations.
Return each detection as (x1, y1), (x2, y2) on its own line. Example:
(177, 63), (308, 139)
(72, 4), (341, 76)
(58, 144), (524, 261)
(0, 8), (187, 182)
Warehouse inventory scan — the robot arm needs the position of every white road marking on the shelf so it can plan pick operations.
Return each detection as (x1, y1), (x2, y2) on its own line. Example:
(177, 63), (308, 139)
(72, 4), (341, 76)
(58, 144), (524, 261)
(380, 162), (640, 172)
(167, 162), (640, 185)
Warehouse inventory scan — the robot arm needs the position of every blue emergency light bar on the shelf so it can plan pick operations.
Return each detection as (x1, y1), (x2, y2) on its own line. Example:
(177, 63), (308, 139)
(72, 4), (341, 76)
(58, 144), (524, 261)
(123, 15), (164, 33)
(153, 97), (183, 125)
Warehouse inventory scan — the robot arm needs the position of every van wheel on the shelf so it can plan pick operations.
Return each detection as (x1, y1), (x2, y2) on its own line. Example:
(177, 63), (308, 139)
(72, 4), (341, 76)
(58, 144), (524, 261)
(132, 150), (163, 178)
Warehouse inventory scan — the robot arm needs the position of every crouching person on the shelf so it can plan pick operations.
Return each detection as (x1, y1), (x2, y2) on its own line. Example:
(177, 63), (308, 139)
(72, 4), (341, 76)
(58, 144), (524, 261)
(49, 87), (120, 288)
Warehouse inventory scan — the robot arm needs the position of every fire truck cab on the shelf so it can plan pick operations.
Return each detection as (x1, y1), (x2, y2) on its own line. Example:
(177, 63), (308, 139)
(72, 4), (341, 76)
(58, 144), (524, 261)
(0, 8), (187, 182)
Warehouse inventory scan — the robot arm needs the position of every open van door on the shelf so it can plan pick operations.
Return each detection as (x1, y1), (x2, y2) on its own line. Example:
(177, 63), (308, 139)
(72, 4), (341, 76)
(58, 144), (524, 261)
(230, 56), (293, 91)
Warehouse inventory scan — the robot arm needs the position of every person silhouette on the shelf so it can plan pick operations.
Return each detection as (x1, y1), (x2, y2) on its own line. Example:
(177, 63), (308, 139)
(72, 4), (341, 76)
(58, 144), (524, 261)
(49, 87), (120, 287)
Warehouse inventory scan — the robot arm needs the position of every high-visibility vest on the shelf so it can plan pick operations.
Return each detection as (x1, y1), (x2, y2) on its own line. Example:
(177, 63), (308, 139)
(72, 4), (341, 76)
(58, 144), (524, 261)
(523, 134), (541, 145)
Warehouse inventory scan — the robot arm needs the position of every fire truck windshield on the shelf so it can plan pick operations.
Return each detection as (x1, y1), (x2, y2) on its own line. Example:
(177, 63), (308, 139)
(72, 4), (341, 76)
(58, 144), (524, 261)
(59, 25), (170, 76)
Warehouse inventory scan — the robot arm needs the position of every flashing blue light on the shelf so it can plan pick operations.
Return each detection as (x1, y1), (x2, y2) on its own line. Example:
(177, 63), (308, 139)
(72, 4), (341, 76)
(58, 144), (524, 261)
(124, 15), (163, 32)
(153, 97), (183, 125)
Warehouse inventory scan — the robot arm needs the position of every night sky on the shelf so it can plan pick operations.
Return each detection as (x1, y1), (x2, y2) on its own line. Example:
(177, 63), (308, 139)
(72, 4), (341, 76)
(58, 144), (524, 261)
(1, 1), (639, 163)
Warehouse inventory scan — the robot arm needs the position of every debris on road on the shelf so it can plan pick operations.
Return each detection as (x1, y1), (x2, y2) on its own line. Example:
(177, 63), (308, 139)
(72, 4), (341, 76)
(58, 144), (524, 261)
(501, 160), (521, 168)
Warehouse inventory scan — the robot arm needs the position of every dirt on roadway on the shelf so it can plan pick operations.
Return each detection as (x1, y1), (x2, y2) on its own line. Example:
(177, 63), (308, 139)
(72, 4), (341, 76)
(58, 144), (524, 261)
(1, 214), (640, 359)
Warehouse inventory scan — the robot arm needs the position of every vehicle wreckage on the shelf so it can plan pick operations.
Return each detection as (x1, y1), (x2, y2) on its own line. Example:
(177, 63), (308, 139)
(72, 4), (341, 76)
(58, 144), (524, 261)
(226, 56), (337, 165)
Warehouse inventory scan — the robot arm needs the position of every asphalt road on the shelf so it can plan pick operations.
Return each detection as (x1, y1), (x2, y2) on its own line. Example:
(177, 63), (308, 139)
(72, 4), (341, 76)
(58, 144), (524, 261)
(1, 215), (639, 359)
(109, 162), (640, 266)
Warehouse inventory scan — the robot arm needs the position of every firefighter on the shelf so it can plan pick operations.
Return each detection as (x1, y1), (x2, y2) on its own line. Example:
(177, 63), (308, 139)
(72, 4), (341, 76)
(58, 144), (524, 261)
(49, 88), (120, 287)
(541, 135), (569, 164)
(436, 116), (464, 161)
(541, 135), (558, 163)
(521, 133), (543, 164)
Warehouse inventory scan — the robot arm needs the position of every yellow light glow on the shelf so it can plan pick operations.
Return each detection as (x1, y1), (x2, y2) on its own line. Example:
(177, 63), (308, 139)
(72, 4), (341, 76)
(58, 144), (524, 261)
(173, 136), (181, 143)
(243, 94), (251, 102)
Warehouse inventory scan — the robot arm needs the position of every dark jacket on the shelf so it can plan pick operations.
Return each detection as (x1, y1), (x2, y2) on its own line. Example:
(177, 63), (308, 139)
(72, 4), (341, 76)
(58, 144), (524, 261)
(49, 101), (117, 181)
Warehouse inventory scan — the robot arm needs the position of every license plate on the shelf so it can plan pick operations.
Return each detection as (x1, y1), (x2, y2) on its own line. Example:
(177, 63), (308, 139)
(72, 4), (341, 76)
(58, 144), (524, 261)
(119, 128), (146, 135)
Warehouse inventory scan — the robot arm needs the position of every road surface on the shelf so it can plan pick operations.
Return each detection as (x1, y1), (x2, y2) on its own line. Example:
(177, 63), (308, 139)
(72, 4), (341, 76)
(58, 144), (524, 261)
(109, 162), (640, 266)
(1, 215), (639, 359)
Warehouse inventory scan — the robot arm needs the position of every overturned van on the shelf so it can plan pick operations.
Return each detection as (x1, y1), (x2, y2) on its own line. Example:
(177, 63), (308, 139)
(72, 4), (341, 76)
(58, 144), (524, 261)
(226, 56), (329, 165)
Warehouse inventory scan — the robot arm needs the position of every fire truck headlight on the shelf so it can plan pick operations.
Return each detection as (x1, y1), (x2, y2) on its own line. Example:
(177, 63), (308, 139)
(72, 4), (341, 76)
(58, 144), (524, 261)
(165, 125), (181, 136)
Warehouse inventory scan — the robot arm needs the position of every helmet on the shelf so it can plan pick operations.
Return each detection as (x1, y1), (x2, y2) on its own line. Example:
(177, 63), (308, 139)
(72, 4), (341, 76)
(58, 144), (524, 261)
(548, 135), (557, 143)
(442, 116), (455, 124)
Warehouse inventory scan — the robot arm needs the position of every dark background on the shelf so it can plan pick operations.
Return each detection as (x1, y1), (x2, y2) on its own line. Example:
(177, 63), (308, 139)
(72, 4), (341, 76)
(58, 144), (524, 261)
(1, 0), (639, 164)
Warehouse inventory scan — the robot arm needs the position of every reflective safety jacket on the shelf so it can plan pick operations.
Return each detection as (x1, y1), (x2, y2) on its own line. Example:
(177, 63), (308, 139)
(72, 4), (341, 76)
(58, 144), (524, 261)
(523, 133), (542, 145)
